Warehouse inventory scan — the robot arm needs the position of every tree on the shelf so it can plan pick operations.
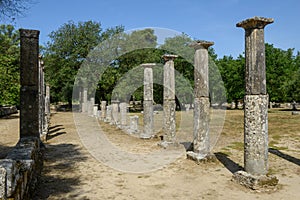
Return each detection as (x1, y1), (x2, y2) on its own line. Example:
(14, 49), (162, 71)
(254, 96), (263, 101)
(0, 0), (33, 21)
(44, 20), (123, 106)
(265, 43), (296, 102)
(0, 24), (20, 106)
(216, 54), (245, 104)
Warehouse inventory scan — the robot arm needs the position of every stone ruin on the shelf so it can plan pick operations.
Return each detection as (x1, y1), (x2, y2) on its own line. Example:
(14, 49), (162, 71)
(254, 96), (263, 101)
(0, 29), (50, 199)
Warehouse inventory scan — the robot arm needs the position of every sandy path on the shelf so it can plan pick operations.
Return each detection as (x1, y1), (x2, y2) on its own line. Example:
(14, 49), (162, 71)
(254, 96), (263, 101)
(1, 111), (299, 199)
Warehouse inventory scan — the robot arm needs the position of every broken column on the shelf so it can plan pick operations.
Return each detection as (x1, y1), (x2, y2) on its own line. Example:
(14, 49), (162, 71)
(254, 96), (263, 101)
(161, 54), (177, 146)
(187, 40), (214, 162)
(233, 16), (278, 190)
(111, 100), (120, 125)
(101, 101), (107, 120)
(82, 88), (88, 113)
(19, 29), (41, 138)
(128, 115), (139, 134)
(105, 105), (112, 122)
(119, 102), (127, 128)
(88, 97), (95, 116)
(141, 63), (155, 139)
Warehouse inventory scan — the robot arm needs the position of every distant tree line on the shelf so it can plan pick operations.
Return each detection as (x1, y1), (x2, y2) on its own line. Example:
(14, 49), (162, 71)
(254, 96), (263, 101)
(0, 21), (299, 107)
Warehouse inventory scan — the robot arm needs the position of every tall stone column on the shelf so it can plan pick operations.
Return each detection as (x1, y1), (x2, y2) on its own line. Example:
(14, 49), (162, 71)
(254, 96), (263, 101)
(187, 40), (214, 161)
(82, 88), (88, 113)
(161, 54), (177, 146)
(19, 29), (40, 138)
(101, 101), (107, 120)
(141, 63), (155, 139)
(233, 16), (278, 190)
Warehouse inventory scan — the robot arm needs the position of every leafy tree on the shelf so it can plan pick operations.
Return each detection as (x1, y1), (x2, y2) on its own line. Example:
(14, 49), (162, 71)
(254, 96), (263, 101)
(216, 54), (245, 104)
(0, 0), (33, 21)
(44, 20), (123, 106)
(265, 43), (296, 102)
(0, 24), (20, 106)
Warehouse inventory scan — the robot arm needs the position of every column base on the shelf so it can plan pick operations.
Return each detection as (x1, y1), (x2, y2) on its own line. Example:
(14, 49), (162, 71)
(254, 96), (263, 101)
(140, 133), (153, 139)
(186, 151), (216, 163)
(232, 170), (278, 191)
(158, 141), (180, 149)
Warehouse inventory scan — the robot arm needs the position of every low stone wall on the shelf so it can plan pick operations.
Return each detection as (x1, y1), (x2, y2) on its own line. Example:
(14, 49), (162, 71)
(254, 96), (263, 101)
(0, 106), (18, 117)
(0, 137), (43, 200)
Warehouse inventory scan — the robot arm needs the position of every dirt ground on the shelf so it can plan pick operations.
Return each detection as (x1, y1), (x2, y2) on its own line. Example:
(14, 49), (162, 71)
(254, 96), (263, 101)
(0, 109), (299, 200)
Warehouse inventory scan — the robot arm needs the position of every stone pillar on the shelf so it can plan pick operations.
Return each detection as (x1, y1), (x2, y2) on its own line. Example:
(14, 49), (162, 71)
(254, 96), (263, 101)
(82, 88), (88, 113)
(187, 40), (214, 161)
(19, 29), (40, 138)
(88, 97), (95, 116)
(93, 105), (98, 117)
(45, 85), (50, 127)
(119, 102), (127, 127)
(161, 54), (177, 146)
(111, 100), (120, 125)
(129, 115), (139, 134)
(141, 63), (155, 139)
(233, 17), (278, 190)
(105, 105), (112, 122)
(101, 101), (107, 120)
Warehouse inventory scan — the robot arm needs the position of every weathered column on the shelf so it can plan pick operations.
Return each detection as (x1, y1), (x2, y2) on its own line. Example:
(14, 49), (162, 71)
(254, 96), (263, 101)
(101, 101), (107, 120)
(119, 102), (127, 127)
(105, 105), (112, 122)
(45, 85), (50, 127)
(187, 40), (214, 161)
(82, 88), (88, 113)
(141, 63), (155, 139)
(233, 16), (278, 190)
(161, 54), (177, 146)
(93, 104), (98, 117)
(19, 29), (40, 138)
(111, 100), (120, 125)
(129, 115), (139, 134)
(88, 97), (95, 116)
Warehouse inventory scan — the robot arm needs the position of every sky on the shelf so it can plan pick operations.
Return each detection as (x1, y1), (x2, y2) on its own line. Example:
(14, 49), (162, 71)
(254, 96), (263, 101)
(6, 0), (300, 58)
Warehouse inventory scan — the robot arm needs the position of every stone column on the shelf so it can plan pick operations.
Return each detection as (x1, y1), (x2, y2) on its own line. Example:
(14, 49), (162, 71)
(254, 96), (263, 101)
(129, 115), (139, 134)
(162, 54), (177, 146)
(101, 101), (107, 120)
(19, 29), (40, 138)
(111, 100), (120, 125)
(105, 105), (112, 122)
(233, 17), (278, 190)
(187, 40), (214, 161)
(88, 97), (95, 116)
(119, 102), (127, 127)
(45, 85), (50, 126)
(93, 104), (98, 117)
(82, 88), (88, 113)
(141, 63), (155, 139)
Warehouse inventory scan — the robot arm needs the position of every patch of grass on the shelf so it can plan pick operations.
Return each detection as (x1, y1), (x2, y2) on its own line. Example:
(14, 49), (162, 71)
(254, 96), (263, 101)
(227, 142), (244, 151)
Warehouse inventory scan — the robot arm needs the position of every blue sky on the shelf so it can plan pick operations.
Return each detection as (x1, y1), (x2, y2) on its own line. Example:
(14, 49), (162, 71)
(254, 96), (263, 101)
(9, 0), (300, 58)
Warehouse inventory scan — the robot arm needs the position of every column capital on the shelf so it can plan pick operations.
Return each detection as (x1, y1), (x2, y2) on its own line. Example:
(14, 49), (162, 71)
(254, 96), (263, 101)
(162, 54), (178, 61)
(141, 63), (156, 68)
(236, 16), (274, 29)
(189, 40), (214, 50)
(19, 29), (40, 38)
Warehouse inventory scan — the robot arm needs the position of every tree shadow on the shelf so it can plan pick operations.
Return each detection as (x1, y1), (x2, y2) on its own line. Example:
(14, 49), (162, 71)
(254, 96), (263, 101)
(33, 143), (88, 199)
(269, 148), (300, 166)
(215, 152), (244, 174)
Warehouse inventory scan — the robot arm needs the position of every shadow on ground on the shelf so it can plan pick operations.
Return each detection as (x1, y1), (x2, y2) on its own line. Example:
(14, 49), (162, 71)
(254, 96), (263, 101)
(269, 148), (300, 166)
(215, 152), (244, 174)
(33, 143), (88, 199)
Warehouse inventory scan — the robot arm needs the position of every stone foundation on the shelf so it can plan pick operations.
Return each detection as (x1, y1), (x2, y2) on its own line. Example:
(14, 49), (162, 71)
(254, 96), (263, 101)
(186, 152), (216, 163)
(232, 170), (278, 191)
(0, 137), (43, 200)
